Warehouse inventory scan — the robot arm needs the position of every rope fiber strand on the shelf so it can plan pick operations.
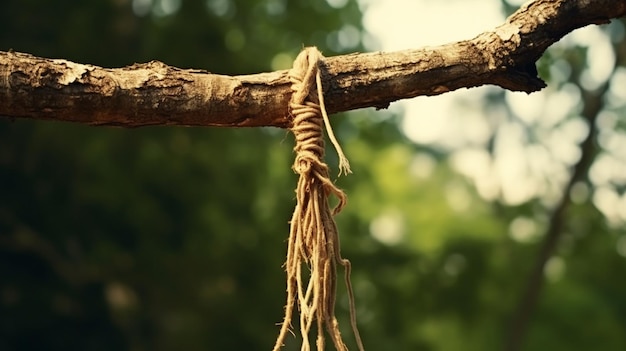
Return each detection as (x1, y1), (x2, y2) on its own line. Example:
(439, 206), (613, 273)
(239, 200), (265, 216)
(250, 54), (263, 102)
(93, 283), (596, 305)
(273, 47), (364, 351)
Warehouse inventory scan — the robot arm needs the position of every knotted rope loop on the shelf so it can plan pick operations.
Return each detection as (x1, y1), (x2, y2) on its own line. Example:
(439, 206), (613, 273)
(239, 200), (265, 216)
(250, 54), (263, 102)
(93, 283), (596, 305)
(273, 47), (364, 351)
(289, 48), (351, 178)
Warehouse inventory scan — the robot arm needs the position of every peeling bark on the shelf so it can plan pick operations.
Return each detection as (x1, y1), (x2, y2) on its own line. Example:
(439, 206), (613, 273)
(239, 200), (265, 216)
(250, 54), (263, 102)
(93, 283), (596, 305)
(1, 0), (625, 128)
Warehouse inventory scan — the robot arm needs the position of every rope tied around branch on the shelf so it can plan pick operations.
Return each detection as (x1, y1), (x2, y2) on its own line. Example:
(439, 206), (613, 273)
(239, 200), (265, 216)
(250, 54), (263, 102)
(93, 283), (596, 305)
(273, 47), (364, 351)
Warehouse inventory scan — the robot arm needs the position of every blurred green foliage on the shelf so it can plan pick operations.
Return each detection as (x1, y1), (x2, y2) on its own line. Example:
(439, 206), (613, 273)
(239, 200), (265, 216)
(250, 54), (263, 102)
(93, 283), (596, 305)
(1, 1), (625, 350)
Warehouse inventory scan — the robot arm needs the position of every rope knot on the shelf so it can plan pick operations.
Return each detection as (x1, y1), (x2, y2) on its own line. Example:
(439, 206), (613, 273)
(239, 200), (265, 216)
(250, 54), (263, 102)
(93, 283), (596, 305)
(273, 47), (364, 351)
(293, 152), (318, 175)
(288, 47), (351, 177)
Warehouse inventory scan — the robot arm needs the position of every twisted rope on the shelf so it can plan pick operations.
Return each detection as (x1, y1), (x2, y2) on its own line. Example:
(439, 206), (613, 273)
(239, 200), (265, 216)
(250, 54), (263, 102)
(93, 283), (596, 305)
(273, 47), (364, 351)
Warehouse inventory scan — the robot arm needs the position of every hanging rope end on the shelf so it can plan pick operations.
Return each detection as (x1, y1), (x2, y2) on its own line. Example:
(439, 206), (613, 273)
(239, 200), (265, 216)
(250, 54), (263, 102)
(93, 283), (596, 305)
(337, 157), (352, 177)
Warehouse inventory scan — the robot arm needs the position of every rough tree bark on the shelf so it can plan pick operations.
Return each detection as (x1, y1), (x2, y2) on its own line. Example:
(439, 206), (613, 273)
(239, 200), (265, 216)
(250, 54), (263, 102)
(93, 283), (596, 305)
(1, 0), (625, 128)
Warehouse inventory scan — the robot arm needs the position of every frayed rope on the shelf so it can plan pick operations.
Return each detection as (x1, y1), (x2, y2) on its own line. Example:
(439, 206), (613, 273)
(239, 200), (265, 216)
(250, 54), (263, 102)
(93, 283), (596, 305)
(272, 47), (364, 351)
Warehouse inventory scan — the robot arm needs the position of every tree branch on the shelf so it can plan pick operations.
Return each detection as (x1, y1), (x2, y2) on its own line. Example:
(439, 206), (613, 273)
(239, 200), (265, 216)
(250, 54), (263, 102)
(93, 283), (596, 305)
(1, 0), (625, 128)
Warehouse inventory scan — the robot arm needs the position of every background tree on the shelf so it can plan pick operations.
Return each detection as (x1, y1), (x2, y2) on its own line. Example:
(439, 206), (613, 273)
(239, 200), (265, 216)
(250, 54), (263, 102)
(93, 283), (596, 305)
(1, 1), (625, 351)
